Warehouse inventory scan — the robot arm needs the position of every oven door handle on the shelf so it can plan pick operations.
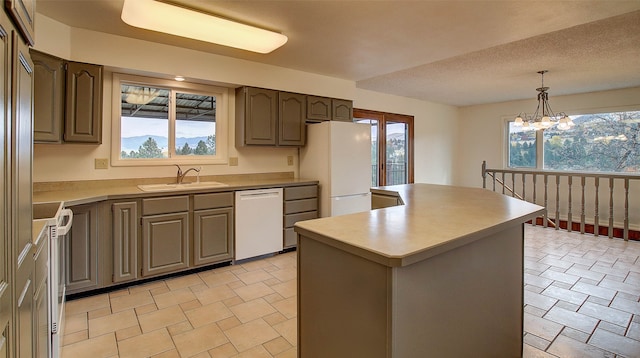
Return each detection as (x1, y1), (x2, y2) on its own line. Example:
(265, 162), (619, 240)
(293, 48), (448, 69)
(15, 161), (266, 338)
(56, 209), (73, 236)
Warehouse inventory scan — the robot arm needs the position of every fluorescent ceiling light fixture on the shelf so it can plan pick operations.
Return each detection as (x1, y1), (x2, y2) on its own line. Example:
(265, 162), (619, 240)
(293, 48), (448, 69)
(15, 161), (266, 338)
(121, 0), (288, 54)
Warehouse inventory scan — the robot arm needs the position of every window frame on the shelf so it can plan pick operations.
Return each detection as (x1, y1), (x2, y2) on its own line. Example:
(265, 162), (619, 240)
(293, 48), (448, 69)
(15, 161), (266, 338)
(111, 73), (229, 167)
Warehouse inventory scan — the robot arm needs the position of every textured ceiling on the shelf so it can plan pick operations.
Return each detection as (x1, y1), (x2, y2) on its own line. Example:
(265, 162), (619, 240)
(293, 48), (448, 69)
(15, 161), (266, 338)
(37, 0), (640, 106)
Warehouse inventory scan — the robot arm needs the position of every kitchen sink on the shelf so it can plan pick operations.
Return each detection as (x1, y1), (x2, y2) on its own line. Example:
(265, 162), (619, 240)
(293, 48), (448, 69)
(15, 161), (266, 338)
(137, 181), (229, 192)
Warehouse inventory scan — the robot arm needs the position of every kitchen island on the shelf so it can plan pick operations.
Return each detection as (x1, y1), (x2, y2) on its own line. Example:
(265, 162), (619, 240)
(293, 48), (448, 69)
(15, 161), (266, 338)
(294, 183), (545, 358)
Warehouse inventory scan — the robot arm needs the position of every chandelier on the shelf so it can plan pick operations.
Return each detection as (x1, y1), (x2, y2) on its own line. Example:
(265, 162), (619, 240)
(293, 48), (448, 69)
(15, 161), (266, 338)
(513, 70), (574, 130)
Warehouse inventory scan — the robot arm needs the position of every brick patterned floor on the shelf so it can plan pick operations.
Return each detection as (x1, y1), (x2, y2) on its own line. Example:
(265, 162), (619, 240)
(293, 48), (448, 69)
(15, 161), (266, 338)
(523, 225), (640, 357)
(61, 225), (640, 357)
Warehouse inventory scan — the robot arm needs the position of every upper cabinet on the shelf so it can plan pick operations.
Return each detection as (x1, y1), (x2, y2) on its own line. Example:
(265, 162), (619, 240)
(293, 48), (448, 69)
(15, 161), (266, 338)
(278, 92), (306, 146)
(236, 87), (306, 147)
(31, 50), (65, 143)
(236, 87), (278, 146)
(331, 98), (353, 122)
(237, 86), (352, 147)
(306, 95), (353, 122)
(306, 96), (331, 122)
(31, 49), (103, 144)
(6, 0), (35, 46)
(64, 61), (103, 143)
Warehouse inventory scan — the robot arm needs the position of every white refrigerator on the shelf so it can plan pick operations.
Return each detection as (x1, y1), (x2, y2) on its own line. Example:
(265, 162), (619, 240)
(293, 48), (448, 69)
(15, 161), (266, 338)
(300, 121), (372, 217)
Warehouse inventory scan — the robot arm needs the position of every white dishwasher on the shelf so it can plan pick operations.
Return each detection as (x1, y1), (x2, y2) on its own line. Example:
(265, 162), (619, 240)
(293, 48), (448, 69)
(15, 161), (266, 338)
(235, 188), (284, 260)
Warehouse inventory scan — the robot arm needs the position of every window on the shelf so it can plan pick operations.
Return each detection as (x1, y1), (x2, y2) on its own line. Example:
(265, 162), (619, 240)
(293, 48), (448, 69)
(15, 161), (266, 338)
(354, 109), (414, 186)
(507, 110), (640, 172)
(111, 73), (228, 166)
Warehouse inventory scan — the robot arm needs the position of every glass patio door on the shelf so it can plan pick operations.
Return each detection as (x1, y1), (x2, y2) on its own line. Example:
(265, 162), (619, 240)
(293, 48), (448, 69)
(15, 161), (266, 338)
(354, 109), (413, 187)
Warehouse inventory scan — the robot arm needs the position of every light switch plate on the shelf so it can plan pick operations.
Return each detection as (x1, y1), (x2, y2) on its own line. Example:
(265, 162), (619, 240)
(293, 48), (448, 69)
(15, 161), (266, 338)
(95, 158), (108, 169)
(229, 157), (238, 166)
(287, 156), (294, 166)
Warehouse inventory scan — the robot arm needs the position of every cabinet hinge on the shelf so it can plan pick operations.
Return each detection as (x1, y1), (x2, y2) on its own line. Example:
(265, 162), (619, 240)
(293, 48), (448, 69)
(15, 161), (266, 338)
(140, 218), (143, 226)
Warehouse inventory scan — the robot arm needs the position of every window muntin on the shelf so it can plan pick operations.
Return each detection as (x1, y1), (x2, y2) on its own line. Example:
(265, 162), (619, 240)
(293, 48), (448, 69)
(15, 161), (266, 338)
(507, 111), (639, 173)
(112, 73), (228, 166)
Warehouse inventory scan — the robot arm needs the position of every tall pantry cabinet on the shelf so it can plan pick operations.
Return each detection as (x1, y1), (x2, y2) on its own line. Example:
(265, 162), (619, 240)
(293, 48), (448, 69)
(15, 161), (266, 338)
(0, 3), (35, 358)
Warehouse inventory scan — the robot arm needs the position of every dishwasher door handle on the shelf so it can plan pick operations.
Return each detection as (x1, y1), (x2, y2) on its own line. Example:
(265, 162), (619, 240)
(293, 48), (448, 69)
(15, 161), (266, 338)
(238, 192), (280, 200)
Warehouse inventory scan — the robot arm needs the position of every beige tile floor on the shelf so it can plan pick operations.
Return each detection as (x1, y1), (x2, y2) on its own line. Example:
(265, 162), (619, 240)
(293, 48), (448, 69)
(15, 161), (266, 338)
(62, 225), (640, 357)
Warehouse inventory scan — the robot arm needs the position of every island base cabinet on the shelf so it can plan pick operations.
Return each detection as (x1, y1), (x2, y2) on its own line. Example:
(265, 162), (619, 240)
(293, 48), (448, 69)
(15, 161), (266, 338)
(298, 224), (524, 358)
(141, 213), (189, 277)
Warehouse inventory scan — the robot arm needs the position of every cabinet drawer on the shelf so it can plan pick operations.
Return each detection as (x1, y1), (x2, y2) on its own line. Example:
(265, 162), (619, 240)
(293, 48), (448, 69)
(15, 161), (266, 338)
(283, 227), (297, 248)
(284, 185), (318, 200)
(142, 196), (189, 216)
(284, 211), (318, 228)
(284, 198), (318, 214)
(193, 192), (234, 210)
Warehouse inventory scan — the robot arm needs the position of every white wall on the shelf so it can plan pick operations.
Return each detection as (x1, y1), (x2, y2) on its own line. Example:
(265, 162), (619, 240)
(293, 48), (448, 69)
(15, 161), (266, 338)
(33, 14), (458, 184)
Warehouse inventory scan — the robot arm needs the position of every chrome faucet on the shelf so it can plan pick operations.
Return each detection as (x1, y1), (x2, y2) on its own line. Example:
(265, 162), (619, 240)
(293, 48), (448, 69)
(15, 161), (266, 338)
(174, 164), (201, 184)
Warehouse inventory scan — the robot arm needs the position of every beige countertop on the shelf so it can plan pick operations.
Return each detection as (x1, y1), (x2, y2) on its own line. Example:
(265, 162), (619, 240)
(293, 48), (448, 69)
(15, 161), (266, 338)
(294, 183), (545, 267)
(33, 174), (318, 206)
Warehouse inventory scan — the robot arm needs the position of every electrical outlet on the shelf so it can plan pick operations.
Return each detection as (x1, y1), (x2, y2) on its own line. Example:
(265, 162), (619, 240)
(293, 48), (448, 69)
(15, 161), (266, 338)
(95, 158), (108, 169)
(229, 157), (238, 166)
(287, 156), (294, 166)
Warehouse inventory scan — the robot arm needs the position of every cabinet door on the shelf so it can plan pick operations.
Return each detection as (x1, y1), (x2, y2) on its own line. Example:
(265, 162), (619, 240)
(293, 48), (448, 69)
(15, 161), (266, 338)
(0, 15), (11, 356)
(278, 92), (306, 146)
(64, 61), (102, 143)
(66, 204), (98, 293)
(193, 208), (233, 266)
(33, 279), (48, 358)
(12, 34), (34, 358)
(331, 99), (353, 122)
(241, 87), (277, 145)
(16, 270), (33, 358)
(5, 0), (35, 46)
(112, 201), (138, 284)
(306, 96), (331, 122)
(141, 212), (189, 277)
(30, 49), (64, 143)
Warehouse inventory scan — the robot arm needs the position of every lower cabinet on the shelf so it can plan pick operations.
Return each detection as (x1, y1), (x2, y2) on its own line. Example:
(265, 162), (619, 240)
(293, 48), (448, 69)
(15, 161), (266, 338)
(16, 267), (33, 358)
(66, 203), (98, 294)
(283, 185), (318, 248)
(371, 192), (403, 209)
(33, 231), (48, 358)
(141, 212), (189, 277)
(193, 208), (234, 266)
(112, 201), (138, 284)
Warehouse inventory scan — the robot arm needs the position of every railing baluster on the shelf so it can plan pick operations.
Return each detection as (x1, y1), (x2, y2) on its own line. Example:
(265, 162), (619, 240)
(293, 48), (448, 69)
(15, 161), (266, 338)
(609, 178), (614, 239)
(543, 175), (549, 228)
(555, 175), (560, 231)
(492, 171), (496, 192)
(580, 177), (586, 234)
(480, 161), (636, 241)
(624, 178), (629, 241)
(567, 176), (573, 232)
(532, 174), (537, 203)
(482, 161), (487, 189)
(594, 177), (600, 237)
